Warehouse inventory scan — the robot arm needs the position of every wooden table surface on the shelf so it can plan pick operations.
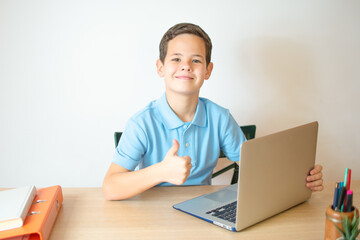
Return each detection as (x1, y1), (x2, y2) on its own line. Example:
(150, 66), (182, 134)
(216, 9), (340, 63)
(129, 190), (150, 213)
(45, 181), (359, 240)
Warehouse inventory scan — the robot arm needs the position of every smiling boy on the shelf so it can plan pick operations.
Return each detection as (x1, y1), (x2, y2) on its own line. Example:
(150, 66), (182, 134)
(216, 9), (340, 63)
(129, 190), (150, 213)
(102, 23), (323, 200)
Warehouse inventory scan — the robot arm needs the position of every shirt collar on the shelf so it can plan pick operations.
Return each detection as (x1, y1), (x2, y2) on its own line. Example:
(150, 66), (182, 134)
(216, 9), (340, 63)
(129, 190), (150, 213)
(192, 98), (206, 127)
(156, 93), (206, 130)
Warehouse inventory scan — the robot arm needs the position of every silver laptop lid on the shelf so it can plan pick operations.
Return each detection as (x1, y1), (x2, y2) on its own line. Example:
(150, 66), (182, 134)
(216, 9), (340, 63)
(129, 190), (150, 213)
(235, 121), (318, 230)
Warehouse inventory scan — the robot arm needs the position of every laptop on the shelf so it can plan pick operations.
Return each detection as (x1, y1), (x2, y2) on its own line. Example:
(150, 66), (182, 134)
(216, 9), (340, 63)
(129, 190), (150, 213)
(173, 121), (318, 231)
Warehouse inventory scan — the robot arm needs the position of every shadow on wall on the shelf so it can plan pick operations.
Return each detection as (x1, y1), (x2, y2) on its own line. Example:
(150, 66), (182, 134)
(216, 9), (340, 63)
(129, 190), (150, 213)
(239, 37), (318, 129)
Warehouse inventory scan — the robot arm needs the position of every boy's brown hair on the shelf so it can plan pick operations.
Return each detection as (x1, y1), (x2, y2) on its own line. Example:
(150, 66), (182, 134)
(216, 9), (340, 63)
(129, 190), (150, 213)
(159, 23), (212, 66)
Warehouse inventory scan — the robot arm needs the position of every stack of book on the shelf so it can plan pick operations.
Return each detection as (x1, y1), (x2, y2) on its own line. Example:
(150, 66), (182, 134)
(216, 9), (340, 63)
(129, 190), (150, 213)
(0, 185), (63, 240)
(0, 186), (37, 232)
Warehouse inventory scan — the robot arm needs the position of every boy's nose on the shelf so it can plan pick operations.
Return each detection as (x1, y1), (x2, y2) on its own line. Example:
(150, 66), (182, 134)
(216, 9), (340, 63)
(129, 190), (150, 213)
(181, 64), (191, 72)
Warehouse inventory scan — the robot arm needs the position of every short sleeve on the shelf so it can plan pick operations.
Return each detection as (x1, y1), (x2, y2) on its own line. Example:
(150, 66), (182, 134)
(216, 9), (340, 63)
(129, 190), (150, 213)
(220, 113), (247, 162)
(112, 119), (148, 170)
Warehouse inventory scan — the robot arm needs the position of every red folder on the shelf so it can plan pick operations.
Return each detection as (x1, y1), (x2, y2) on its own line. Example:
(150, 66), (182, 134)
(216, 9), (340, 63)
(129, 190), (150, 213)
(0, 186), (63, 240)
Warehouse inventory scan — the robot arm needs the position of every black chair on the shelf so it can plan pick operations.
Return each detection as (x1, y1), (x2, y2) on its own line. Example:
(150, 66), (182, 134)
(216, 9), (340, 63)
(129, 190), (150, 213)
(114, 132), (122, 148)
(114, 124), (256, 185)
(212, 125), (256, 184)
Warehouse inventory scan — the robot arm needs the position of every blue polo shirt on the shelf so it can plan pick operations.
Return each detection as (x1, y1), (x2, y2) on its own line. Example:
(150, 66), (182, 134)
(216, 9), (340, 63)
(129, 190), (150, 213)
(113, 94), (246, 186)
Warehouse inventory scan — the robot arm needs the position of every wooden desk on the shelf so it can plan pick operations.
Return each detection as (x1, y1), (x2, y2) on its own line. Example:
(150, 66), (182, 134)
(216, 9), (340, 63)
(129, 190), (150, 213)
(48, 181), (359, 240)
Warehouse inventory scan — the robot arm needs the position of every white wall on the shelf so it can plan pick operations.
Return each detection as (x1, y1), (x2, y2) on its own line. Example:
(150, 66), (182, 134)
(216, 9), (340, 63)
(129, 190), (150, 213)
(1, 0), (359, 187)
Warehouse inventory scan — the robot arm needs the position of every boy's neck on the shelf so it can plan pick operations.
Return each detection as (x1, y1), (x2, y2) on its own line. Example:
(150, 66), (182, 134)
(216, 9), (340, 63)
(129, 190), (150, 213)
(166, 92), (199, 123)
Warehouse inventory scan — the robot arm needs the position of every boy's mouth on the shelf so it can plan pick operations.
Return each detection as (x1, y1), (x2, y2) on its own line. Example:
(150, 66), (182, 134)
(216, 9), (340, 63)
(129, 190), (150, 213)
(175, 75), (194, 80)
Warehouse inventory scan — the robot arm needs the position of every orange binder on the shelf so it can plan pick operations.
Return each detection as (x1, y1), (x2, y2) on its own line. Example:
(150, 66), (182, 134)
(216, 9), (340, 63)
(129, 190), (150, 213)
(0, 186), (63, 240)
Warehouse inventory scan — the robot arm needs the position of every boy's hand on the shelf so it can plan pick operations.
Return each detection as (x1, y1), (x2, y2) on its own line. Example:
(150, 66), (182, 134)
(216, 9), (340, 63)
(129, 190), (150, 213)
(160, 139), (192, 185)
(306, 164), (324, 191)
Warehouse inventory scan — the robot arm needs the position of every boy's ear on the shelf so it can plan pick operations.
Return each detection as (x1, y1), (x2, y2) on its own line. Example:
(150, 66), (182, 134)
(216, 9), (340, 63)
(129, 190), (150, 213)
(205, 62), (214, 80)
(156, 59), (164, 77)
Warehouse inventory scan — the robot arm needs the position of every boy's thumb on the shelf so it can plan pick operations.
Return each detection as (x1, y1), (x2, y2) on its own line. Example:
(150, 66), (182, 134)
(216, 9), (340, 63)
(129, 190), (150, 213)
(168, 139), (179, 156)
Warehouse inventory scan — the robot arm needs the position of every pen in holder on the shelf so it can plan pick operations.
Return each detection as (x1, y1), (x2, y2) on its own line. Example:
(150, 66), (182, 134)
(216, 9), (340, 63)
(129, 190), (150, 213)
(324, 205), (359, 240)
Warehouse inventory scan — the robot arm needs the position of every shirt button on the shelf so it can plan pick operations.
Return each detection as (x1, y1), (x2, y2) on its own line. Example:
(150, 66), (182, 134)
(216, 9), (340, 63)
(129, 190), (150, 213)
(183, 125), (187, 129)
(185, 142), (190, 148)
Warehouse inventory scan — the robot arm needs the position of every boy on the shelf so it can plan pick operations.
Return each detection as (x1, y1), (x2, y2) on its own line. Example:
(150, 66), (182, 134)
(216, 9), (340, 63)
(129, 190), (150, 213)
(102, 23), (323, 200)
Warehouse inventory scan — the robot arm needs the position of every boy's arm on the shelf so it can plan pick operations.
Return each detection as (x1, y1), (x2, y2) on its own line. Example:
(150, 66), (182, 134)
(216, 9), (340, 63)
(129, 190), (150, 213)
(102, 163), (163, 200)
(102, 139), (192, 200)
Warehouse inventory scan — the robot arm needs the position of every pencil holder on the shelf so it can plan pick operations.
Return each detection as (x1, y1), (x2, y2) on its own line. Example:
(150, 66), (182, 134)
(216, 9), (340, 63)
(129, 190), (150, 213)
(324, 205), (359, 240)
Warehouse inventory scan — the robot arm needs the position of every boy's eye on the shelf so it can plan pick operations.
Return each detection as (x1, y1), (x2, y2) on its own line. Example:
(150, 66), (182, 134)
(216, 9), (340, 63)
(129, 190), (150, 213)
(193, 59), (202, 63)
(172, 58), (181, 62)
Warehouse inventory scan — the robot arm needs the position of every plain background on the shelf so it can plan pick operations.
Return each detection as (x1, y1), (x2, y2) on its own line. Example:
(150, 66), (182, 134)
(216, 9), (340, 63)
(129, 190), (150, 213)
(0, 0), (359, 187)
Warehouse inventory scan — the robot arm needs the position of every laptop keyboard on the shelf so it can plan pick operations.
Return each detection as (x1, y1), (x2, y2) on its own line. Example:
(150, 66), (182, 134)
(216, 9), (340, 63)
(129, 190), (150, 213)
(205, 201), (237, 223)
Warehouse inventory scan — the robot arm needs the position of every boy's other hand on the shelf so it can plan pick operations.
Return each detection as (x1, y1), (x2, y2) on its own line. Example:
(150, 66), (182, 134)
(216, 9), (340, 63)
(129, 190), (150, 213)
(160, 139), (192, 185)
(306, 164), (324, 191)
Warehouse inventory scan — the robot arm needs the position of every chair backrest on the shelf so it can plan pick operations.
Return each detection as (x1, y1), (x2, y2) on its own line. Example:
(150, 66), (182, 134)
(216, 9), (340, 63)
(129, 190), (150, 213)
(114, 132), (123, 148)
(240, 125), (256, 141)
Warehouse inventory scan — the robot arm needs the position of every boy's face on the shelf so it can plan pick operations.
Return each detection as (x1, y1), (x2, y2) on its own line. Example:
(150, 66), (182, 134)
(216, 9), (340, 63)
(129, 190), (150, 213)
(156, 34), (213, 97)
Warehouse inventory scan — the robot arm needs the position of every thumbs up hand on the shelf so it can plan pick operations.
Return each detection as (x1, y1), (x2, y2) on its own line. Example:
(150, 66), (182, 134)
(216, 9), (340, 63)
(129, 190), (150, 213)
(159, 139), (192, 185)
